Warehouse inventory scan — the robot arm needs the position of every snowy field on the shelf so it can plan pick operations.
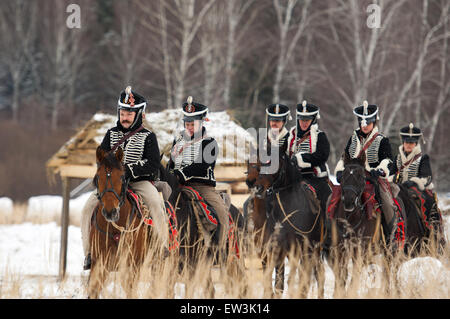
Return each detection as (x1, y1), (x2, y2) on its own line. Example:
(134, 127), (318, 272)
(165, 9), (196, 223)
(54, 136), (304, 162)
(0, 193), (449, 298)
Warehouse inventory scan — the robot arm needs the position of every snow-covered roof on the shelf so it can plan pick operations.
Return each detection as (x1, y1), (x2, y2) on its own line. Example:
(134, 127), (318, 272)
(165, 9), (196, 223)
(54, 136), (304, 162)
(47, 110), (255, 178)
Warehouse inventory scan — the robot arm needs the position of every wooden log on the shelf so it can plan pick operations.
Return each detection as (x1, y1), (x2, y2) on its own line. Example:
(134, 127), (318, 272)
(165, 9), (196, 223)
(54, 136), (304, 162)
(60, 165), (96, 179)
(59, 177), (70, 280)
(231, 181), (250, 194)
(214, 165), (246, 181)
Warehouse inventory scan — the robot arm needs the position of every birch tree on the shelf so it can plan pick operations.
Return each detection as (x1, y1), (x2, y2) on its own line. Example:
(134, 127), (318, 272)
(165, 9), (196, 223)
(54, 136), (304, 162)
(138, 0), (217, 108)
(272, 0), (311, 103)
(0, 0), (38, 122)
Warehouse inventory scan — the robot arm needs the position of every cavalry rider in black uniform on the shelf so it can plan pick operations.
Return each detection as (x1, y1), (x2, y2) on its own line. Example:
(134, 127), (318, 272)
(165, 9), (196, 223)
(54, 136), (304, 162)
(81, 86), (168, 270)
(287, 100), (332, 216)
(333, 101), (405, 246)
(393, 123), (444, 237)
(168, 96), (229, 250)
(265, 103), (291, 153)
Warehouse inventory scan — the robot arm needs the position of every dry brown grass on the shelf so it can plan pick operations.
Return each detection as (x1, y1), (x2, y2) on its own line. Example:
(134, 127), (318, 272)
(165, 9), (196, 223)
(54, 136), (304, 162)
(0, 204), (448, 299)
(76, 230), (450, 298)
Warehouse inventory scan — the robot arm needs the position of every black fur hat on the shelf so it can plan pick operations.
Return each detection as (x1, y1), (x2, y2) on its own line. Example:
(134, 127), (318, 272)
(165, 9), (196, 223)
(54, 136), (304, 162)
(353, 100), (379, 127)
(266, 103), (291, 122)
(182, 96), (208, 122)
(117, 86), (147, 130)
(296, 100), (320, 122)
(400, 123), (422, 143)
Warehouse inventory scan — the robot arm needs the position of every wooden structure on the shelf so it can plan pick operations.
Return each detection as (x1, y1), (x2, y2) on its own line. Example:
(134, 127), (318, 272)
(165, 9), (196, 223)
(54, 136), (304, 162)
(46, 110), (255, 279)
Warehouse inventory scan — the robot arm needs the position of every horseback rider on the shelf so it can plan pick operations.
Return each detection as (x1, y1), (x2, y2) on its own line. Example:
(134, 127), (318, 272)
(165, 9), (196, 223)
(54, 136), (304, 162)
(393, 123), (444, 235)
(168, 96), (229, 249)
(265, 103), (291, 153)
(81, 86), (169, 270)
(287, 100), (332, 216)
(333, 101), (405, 246)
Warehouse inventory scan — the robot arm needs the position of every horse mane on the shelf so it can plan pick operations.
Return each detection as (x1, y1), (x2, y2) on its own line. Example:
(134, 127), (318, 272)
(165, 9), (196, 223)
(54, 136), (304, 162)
(97, 146), (123, 171)
(343, 150), (366, 167)
(102, 152), (123, 170)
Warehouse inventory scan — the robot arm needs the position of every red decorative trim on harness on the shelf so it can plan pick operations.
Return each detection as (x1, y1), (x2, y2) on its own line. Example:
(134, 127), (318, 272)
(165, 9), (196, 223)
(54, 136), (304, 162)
(183, 186), (218, 225)
(378, 179), (406, 249)
(127, 189), (179, 251)
(410, 186), (430, 230)
(227, 214), (240, 259)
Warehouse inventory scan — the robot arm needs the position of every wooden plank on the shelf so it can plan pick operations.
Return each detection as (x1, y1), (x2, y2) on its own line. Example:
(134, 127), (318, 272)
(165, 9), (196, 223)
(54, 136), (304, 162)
(59, 177), (70, 280)
(60, 165), (96, 179)
(214, 165), (246, 181)
(231, 181), (250, 194)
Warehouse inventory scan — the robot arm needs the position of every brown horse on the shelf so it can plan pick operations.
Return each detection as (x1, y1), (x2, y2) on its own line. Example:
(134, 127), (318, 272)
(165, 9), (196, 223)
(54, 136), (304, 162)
(254, 148), (326, 297)
(245, 150), (271, 260)
(88, 147), (162, 298)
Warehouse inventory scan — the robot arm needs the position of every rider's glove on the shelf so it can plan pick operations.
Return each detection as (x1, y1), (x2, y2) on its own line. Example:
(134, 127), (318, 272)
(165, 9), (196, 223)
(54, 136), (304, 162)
(336, 171), (343, 184)
(370, 168), (385, 179)
(124, 166), (133, 182)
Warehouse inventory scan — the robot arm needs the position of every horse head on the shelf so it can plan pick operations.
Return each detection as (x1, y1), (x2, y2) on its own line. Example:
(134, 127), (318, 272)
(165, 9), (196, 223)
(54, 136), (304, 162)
(341, 152), (367, 213)
(94, 146), (128, 222)
(254, 146), (288, 197)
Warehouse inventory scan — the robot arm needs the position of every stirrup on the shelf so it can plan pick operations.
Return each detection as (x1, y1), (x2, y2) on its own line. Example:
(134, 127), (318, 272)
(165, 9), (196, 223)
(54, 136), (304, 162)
(83, 253), (91, 270)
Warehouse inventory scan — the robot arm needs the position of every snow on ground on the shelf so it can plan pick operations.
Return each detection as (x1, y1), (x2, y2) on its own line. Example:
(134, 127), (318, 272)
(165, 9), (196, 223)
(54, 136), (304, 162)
(0, 194), (449, 298)
(0, 197), (13, 216)
(25, 192), (91, 225)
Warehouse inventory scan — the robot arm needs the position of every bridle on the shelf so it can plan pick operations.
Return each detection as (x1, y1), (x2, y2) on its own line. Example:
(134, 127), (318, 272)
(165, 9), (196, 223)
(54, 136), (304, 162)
(341, 164), (365, 213)
(94, 166), (128, 211)
(339, 164), (378, 234)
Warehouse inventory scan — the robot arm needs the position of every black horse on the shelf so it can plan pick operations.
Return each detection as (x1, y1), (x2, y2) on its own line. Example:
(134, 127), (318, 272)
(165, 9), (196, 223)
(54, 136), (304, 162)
(158, 162), (246, 295)
(397, 184), (446, 255)
(327, 152), (415, 296)
(254, 147), (326, 298)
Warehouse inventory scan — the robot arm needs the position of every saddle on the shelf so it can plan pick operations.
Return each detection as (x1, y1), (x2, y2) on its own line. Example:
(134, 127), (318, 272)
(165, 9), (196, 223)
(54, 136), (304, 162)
(179, 186), (240, 257)
(326, 182), (380, 220)
(179, 186), (220, 247)
(408, 186), (442, 231)
(127, 189), (179, 251)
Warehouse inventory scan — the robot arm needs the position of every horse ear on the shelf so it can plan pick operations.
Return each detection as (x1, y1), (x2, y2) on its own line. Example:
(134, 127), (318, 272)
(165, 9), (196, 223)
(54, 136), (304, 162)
(343, 152), (350, 165)
(96, 146), (106, 163)
(116, 146), (124, 163)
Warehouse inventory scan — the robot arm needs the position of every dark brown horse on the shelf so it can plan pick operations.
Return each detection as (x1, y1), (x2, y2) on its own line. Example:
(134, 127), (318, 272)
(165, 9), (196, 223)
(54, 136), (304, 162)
(88, 147), (162, 298)
(159, 164), (245, 297)
(327, 152), (410, 295)
(245, 149), (271, 261)
(397, 184), (446, 255)
(254, 148), (326, 297)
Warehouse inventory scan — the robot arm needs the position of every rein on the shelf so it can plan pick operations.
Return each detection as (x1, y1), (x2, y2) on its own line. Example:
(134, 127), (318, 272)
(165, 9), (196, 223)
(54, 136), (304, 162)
(96, 166), (128, 209)
(95, 166), (150, 235)
(275, 192), (320, 235)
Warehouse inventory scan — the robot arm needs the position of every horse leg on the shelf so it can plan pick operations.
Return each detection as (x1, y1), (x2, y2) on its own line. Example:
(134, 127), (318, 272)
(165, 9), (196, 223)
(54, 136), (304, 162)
(313, 248), (325, 299)
(330, 247), (348, 298)
(273, 262), (285, 297)
(87, 260), (107, 299)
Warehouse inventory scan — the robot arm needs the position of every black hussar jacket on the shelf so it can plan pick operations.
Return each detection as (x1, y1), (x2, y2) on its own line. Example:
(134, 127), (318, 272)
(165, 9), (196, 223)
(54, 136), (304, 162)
(286, 124), (330, 178)
(168, 127), (218, 187)
(334, 126), (395, 178)
(393, 144), (433, 190)
(266, 127), (290, 154)
(100, 120), (161, 182)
